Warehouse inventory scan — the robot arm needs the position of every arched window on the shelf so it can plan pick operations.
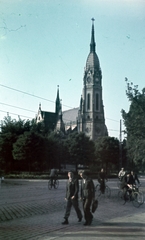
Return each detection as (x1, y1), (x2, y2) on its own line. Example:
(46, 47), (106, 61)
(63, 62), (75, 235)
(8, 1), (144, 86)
(96, 93), (99, 111)
(87, 93), (90, 110)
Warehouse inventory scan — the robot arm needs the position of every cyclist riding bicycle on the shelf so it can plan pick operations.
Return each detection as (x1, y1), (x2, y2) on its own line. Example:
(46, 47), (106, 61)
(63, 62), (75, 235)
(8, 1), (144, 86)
(127, 170), (140, 189)
(122, 171), (140, 200)
(49, 168), (57, 187)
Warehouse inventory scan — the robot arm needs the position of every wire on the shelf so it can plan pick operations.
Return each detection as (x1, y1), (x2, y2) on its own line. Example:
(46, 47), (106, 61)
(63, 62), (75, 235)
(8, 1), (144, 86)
(108, 129), (119, 132)
(0, 84), (120, 125)
(0, 102), (36, 113)
(106, 118), (119, 123)
(0, 83), (73, 109)
(0, 84), (119, 122)
(0, 109), (121, 133)
(0, 110), (33, 119)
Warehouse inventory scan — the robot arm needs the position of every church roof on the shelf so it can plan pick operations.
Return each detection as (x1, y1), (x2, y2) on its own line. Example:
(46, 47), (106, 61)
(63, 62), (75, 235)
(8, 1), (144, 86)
(41, 111), (57, 130)
(63, 108), (79, 124)
(41, 111), (57, 121)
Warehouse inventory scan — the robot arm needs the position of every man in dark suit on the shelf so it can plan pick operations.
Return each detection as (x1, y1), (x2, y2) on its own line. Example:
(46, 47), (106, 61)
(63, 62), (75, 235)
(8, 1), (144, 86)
(79, 170), (95, 226)
(98, 168), (107, 194)
(49, 168), (57, 187)
(127, 170), (140, 186)
(62, 171), (82, 224)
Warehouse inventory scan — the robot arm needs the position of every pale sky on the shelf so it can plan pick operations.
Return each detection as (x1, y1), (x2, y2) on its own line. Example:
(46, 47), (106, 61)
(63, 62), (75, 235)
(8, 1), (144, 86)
(0, 0), (145, 140)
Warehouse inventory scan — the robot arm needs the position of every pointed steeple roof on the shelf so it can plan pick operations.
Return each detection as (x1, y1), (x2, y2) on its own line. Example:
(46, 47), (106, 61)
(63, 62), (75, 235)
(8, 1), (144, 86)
(90, 18), (96, 53)
(55, 85), (62, 115)
(55, 85), (60, 114)
(86, 18), (101, 74)
(56, 85), (60, 101)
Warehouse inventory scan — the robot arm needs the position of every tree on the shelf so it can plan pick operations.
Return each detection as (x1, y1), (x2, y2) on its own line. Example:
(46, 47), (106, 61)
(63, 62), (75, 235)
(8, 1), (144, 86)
(94, 136), (120, 173)
(13, 132), (48, 172)
(0, 116), (31, 172)
(1, 116), (32, 134)
(47, 132), (64, 170)
(121, 78), (145, 172)
(64, 132), (95, 172)
(0, 115), (48, 172)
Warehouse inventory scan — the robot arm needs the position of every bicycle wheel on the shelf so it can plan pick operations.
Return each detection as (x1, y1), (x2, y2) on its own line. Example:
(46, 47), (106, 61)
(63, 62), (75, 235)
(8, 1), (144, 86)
(132, 192), (141, 208)
(118, 190), (129, 205)
(48, 180), (52, 190)
(126, 190), (131, 199)
(138, 191), (144, 205)
(117, 179), (122, 189)
(95, 184), (101, 197)
(118, 190), (124, 203)
(105, 185), (111, 198)
(54, 179), (59, 189)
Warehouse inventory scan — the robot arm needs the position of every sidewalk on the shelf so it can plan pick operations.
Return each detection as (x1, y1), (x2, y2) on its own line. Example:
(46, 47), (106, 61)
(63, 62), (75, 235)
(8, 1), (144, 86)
(0, 179), (145, 240)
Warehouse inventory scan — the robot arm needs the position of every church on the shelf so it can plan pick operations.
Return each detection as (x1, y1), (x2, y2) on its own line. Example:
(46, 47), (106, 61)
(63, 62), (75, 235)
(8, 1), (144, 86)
(36, 19), (108, 141)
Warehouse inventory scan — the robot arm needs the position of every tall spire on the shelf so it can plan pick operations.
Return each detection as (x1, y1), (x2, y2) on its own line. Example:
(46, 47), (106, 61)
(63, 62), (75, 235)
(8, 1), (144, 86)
(90, 18), (96, 53)
(55, 85), (61, 114)
(56, 85), (59, 101)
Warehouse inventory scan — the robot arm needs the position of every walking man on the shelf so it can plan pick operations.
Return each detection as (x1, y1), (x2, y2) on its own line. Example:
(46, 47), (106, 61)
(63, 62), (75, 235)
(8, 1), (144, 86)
(49, 168), (57, 188)
(62, 171), (82, 224)
(98, 168), (107, 194)
(79, 170), (95, 226)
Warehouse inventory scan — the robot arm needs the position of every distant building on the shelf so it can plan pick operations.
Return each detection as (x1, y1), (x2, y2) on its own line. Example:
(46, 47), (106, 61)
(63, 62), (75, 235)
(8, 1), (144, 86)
(36, 19), (108, 140)
(36, 86), (65, 134)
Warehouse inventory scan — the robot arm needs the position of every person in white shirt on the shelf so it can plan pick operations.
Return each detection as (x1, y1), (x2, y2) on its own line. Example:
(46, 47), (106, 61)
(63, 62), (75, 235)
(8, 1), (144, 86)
(118, 167), (125, 181)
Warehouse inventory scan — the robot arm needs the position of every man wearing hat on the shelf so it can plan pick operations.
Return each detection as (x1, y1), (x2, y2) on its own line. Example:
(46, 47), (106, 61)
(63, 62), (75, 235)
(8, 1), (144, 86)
(79, 170), (95, 226)
(62, 171), (82, 224)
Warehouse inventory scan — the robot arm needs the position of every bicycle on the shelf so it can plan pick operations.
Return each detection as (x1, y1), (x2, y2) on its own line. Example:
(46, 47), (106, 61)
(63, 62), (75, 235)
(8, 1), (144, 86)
(95, 182), (111, 198)
(48, 178), (59, 189)
(118, 184), (144, 207)
(117, 177), (123, 189)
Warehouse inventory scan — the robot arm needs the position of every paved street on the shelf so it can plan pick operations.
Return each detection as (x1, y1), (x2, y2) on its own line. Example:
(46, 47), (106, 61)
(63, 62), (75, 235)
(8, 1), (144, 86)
(0, 178), (145, 240)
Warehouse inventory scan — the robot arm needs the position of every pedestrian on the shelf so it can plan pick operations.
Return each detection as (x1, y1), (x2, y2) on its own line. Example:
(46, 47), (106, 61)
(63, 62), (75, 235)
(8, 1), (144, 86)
(98, 168), (107, 194)
(49, 168), (57, 188)
(62, 171), (82, 225)
(118, 167), (126, 181)
(79, 170), (95, 226)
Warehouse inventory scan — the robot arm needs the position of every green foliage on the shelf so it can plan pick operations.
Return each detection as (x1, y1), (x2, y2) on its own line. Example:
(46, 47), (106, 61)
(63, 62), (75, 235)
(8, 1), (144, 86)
(0, 131), (15, 172)
(1, 116), (32, 134)
(121, 78), (145, 171)
(47, 132), (63, 169)
(0, 116), (31, 172)
(94, 136), (120, 172)
(13, 132), (48, 171)
(0, 116), (49, 172)
(0, 115), (124, 174)
(63, 132), (95, 171)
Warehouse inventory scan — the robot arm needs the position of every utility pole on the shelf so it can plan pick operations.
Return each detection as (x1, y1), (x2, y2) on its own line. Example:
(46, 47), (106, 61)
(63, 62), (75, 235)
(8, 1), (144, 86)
(119, 119), (122, 169)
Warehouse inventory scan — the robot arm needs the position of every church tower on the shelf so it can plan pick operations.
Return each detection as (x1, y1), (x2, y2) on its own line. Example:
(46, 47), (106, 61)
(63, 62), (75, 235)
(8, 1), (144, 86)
(77, 19), (108, 141)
